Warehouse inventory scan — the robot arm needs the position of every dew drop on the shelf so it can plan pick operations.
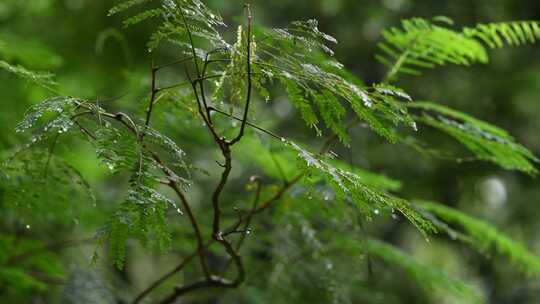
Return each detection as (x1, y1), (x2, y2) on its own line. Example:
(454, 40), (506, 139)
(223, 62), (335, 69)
(25, 224), (31, 229)
(373, 209), (380, 215)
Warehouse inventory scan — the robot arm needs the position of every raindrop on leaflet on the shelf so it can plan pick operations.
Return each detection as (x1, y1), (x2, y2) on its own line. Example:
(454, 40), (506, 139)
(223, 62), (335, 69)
(411, 122), (418, 132)
(25, 224), (31, 230)
(373, 209), (380, 215)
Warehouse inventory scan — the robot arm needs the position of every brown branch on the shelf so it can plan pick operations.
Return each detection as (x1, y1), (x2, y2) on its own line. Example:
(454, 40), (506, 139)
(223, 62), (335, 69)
(235, 177), (262, 251)
(208, 106), (282, 140)
(143, 60), (158, 130)
(148, 150), (212, 281)
(132, 250), (198, 304)
(154, 56), (193, 71)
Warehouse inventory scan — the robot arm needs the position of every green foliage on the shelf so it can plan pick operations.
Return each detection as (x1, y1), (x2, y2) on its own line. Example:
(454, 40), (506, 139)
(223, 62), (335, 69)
(0, 60), (57, 91)
(409, 101), (538, 174)
(111, 0), (227, 52)
(377, 17), (540, 79)
(286, 140), (436, 237)
(464, 21), (540, 49)
(417, 200), (540, 277)
(104, 180), (178, 269)
(376, 17), (488, 78)
(254, 20), (418, 143)
(2, 1), (540, 303)
(108, 0), (152, 16)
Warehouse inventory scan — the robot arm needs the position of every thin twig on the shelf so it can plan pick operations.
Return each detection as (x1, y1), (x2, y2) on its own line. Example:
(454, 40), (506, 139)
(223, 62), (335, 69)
(208, 106), (282, 140)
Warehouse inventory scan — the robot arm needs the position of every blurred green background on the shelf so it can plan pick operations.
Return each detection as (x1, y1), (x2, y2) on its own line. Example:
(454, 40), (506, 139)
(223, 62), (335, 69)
(1, 0), (540, 303)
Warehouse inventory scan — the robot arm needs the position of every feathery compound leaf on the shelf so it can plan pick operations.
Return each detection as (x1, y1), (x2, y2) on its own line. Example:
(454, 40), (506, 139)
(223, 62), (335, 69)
(0, 60), (57, 91)
(15, 97), (79, 145)
(416, 200), (540, 277)
(409, 101), (538, 174)
(285, 140), (435, 236)
(104, 181), (180, 269)
(377, 18), (540, 79)
(16, 97), (78, 133)
(254, 21), (417, 143)
(111, 0), (227, 52)
(108, 0), (152, 16)
(464, 21), (540, 49)
(365, 239), (484, 303)
(93, 125), (141, 173)
(377, 17), (488, 79)
(122, 8), (163, 28)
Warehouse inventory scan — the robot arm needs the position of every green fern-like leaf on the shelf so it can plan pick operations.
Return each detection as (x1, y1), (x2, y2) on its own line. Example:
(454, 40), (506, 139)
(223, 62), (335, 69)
(253, 21), (417, 143)
(105, 181), (179, 269)
(376, 17), (488, 79)
(464, 21), (540, 49)
(377, 18), (540, 79)
(108, 0), (152, 16)
(111, 0), (227, 52)
(0, 60), (57, 91)
(417, 200), (540, 277)
(285, 140), (435, 236)
(122, 8), (163, 28)
(409, 101), (538, 174)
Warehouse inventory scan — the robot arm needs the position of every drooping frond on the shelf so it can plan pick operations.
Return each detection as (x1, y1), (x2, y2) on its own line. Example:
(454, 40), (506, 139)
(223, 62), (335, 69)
(463, 21), (540, 49)
(235, 135), (403, 193)
(102, 180), (180, 269)
(417, 200), (540, 277)
(331, 159), (403, 192)
(408, 101), (538, 174)
(376, 17), (488, 79)
(108, 0), (152, 16)
(285, 140), (435, 236)
(110, 0), (228, 52)
(251, 20), (417, 143)
(377, 18), (540, 79)
(365, 239), (484, 303)
(15, 97), (78, 144)
(93, 125), (142, 173)
(0, 60), (57, 91)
